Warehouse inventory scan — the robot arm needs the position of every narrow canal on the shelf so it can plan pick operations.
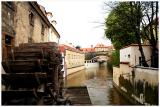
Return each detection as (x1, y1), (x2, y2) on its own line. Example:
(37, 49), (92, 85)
(65, 63), (132, 105)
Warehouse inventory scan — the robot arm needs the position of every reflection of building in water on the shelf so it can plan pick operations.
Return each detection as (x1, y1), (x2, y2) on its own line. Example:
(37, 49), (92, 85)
(85, 60), (99, 68)
(85, 67), (99, 80)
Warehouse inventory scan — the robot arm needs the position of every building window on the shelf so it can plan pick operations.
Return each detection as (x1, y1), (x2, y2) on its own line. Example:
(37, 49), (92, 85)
(29, 11), (34, 26)
(5, 35), (12, 45)
(41, 24), (45, 35)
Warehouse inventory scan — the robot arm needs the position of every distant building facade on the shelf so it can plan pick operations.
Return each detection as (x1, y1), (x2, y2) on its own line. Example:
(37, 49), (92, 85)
(82, 43), (114, 53)
(2, 1), (60, 60)
(94, 43), (109, 52)
(81, 43), (114, 61)
(59, 44), (85, 76)
(82, 45), (95, 53)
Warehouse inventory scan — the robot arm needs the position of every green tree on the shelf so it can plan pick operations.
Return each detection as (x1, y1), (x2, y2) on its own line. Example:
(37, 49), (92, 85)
(107, 50), (120, 72)
(105, 1), (158, 67)
(75, 45), (81, 50)
(140, 2), (159, 68)
(105, 4), (137, 49)
(85, 52), (96, 60)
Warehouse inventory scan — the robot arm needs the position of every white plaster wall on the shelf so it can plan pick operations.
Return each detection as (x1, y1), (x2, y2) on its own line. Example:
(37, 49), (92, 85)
(85, 62), (99, 68)
(134, 67), (158, 85)
(48, 28), (59, 43)
(120, 64), (132, 75)
(113, 67), (120, 86)
(131, 46), (151, 66)
(120, 47), (131, 63)
(44, 27), (49, 42)
(120, 46), (152, 67)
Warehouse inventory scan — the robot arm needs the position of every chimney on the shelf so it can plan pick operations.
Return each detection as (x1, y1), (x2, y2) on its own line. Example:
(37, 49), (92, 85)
(51, 20), (57, 27)
(46, 12), (57, 27)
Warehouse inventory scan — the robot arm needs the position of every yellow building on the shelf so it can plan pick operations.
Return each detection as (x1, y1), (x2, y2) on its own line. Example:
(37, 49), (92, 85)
(94, 43), (109, 52)
(59, 44), (85, 76)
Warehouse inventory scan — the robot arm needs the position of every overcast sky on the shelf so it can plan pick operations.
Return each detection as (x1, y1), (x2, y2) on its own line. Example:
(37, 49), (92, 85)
(38, 0), (111, 48)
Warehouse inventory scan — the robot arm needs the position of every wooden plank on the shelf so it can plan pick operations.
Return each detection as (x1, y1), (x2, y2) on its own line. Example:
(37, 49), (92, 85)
(2, 90), (38, 105)
(20, 42), (58, 47)
(6, 60), (48, 73)
(2, 73), (47, 88)
(2, 90), (36, 98)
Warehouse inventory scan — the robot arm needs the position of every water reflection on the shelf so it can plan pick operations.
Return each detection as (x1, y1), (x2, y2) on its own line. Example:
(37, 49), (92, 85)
(66, 64), (131, 105)
(65, 69), (86, 87)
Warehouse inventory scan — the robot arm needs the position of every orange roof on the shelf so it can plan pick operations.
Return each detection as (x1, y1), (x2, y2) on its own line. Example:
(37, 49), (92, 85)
(94, 43), (109, 48)
(59, 44), (84, 54)
(81, 48), (95, 53)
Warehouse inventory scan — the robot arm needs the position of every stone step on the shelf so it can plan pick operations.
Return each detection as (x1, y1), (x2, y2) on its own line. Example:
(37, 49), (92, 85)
(64, 86), (92, 105)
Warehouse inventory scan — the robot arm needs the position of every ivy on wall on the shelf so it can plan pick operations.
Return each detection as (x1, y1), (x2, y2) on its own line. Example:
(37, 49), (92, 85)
(119, 75), (158, 105)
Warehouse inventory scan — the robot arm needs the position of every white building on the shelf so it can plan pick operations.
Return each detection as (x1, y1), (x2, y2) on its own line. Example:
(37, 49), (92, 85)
(46, 12), (60, 43)
(120, 44), (152, 67)
(113, 44), (158, 105)
(113, 44), (154, 86)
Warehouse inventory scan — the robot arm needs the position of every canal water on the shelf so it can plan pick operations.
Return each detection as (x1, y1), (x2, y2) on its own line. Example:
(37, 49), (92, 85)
(65, 63), (132, 105)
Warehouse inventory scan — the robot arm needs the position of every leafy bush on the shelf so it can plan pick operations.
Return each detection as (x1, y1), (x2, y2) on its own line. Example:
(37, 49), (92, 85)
(107, 50), (120, 72)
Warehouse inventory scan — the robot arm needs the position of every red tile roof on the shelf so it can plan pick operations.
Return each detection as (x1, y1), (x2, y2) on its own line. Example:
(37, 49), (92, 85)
(81, 48), (95, 53)
(59, 44), (84, 54)
(94, 43), (109, 48)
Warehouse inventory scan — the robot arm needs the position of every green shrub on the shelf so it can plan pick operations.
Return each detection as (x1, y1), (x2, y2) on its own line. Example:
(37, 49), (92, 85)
(107, 50), (120, 72)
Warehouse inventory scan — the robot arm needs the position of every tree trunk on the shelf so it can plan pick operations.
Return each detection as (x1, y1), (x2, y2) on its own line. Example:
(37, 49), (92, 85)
(151, 47), (158, 68)
(135, 30), (149, 67)
(135, 2), (149, 67)
(150, 2), (158, 68)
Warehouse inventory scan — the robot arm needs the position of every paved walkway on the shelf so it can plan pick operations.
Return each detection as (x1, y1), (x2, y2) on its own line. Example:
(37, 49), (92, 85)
(84, 78), (113, 105)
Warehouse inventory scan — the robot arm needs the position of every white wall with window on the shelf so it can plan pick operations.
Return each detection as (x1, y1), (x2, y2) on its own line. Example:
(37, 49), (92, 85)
(120, 45), (152, 67)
